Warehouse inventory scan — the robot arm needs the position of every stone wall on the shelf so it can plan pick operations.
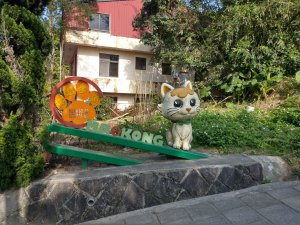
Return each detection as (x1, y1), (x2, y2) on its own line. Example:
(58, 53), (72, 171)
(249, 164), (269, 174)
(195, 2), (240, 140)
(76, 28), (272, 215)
(0, 155), (264, 225)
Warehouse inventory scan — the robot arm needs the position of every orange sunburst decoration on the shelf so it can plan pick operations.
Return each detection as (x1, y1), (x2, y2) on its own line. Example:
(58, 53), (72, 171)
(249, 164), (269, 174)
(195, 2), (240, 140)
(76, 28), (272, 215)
(50, 77), (103, 128)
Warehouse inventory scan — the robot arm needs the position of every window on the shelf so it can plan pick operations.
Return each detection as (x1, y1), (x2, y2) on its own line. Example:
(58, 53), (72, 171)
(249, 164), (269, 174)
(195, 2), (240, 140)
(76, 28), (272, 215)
(89, 14), (110, 32)
(135, 57), (146, 70)
(162, 63), (172, 75)
(110, 97), (118, 104)
(99, 54), (119, 77)
(108, 96), (118, 109)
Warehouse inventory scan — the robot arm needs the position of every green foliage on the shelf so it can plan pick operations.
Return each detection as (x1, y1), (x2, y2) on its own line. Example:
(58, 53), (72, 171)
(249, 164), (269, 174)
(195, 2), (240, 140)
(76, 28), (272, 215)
(60, 0), (97, 33)
(2, 0), (51, 15)
(0, 116), (44, 191)
(274, 77), (300, 98)
(0, 4), (52, 122)
(2, 4), (52, 57)
(192, 110), (263, 148)
(95, 96), (113, 121)
(270, 108), (300, 127)
(0, 3), (51, 191)
(134, 0), (300, 101)
(122, 114), (170, 136)
(194, 81), (212, 99)
(212, 0), (300, 100)
(192, 109), (300, 158)
(133, 0), (201, 67)
(128, 108), (300, 160)
(281, 95), (300, 108)
(150, 94), (162, 107)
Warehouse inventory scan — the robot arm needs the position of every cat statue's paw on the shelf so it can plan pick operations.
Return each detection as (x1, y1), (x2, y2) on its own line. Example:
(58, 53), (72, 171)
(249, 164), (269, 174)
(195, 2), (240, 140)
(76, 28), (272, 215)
(167, 141), (173, 146)
(182, 143), (191, 151)
(173, 142), (181, 149)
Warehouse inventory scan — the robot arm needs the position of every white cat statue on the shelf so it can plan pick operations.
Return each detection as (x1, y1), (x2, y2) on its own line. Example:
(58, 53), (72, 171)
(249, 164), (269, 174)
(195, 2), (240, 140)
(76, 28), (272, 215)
(158, 81), (200, 150)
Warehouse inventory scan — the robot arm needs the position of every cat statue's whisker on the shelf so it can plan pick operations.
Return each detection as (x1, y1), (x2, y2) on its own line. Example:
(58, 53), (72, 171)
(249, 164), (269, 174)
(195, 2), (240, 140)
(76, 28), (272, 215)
(168, 111), (180, 117)
(167, 108), (179, 113)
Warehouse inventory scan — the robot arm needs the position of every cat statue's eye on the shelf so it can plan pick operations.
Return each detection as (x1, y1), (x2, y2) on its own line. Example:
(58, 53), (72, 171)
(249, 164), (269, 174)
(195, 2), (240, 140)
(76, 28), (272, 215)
(174, 99), (183, 108)
(190, 98), (196, 107)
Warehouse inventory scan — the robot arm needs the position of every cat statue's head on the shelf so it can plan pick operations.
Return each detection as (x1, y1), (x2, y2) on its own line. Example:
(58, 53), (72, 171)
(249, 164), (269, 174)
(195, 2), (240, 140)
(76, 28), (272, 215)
(158, 81), (200, 121)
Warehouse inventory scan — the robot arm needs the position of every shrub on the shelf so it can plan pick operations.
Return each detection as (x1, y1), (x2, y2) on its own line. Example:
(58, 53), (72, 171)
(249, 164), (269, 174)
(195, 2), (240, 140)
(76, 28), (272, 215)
(122, 114), (170, 136)
(126, 108), (299, 153)
(191, 108), (300, 158)
(281, 95), (300, 108)
(95, 96), (113, 121)
(0, 116), (44, 191)
(192, 110), (264, 148)
(270, 108), (300, 127)
(123, 107), (300, 171)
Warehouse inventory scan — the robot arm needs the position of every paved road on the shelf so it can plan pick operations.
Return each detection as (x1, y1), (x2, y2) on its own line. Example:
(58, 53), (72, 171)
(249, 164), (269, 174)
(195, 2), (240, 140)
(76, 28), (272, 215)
(78, 181), (300, 225)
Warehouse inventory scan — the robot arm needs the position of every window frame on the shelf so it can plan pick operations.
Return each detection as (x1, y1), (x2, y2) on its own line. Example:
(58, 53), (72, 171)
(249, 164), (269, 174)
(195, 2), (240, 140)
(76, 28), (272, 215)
(135, 57), (147, 70)
(89, 13), (110, 32)
(99, 53), (119, 77)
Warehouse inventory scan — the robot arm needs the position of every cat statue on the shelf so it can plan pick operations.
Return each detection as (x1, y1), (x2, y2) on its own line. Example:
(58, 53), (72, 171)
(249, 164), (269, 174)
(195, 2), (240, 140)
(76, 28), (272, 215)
(158, 81), (200, 150)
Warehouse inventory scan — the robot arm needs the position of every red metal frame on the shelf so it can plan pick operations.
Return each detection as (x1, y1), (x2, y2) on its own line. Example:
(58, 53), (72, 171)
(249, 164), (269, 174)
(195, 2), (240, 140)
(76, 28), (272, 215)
(50, 76), (103, 128)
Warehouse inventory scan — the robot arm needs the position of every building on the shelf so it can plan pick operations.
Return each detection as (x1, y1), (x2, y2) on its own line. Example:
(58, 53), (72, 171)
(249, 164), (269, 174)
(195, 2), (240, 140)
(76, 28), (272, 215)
(61, 0), (192, 110)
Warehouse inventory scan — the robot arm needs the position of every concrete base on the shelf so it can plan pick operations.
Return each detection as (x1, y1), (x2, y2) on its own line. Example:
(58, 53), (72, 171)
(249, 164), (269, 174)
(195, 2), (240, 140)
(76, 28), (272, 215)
(0, 154), (291, 225)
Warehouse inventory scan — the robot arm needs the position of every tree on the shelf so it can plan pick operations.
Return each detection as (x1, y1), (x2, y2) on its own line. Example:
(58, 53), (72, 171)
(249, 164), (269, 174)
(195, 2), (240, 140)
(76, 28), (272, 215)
(42, 0), (62, 90)
(133, 0), (201, 67)
(209, 0), (300, 100)
(0, 2), (51, 190)
(134, 0), (300, 100)
(42, 0), (97, 88)
(1, 0), (51, 15)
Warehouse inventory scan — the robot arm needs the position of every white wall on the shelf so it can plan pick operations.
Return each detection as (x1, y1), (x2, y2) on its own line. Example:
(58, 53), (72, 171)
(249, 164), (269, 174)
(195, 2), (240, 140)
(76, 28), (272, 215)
(76, 46), (173, 94)
(77, 47), (99, 77)
(116, 95), (135, 111)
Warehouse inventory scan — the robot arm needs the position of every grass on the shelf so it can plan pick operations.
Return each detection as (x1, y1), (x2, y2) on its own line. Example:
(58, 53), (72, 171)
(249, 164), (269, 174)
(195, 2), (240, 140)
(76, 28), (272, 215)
(122, 106), (300, 173)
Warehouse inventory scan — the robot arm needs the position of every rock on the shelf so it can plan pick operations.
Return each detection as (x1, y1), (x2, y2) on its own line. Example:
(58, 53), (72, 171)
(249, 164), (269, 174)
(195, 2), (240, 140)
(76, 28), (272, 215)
(248, 156), (291, 182)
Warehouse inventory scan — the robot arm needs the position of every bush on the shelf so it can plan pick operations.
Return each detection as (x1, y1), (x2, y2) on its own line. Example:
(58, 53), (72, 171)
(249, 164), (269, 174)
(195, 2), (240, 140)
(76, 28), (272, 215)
(95, 96), (113, 121)
(122, 114), (170, 136)
(0, 116), (44, 191)
(125, 108), (300, 155)
(191, 109), (300, 157)
(192, 110), (264, 148)
(270, 108), (300, 127)
(0, 3), (51, 191)
(281, 95), (300, 108)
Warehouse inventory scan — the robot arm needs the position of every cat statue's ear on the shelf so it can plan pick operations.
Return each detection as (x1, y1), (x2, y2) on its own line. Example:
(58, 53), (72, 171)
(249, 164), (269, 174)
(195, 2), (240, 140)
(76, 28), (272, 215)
(161, 83), (174, 98)
(184, 81), (193, 90)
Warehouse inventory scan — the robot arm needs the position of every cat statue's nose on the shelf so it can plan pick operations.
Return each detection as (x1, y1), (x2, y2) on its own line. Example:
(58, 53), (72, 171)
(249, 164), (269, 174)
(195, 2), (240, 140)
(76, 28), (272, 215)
(186, 108), (191, 112)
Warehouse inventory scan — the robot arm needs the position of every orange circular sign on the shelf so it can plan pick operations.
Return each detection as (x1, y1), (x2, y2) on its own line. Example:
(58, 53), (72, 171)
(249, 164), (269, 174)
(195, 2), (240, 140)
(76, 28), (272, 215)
(50, 77), (103, 128)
